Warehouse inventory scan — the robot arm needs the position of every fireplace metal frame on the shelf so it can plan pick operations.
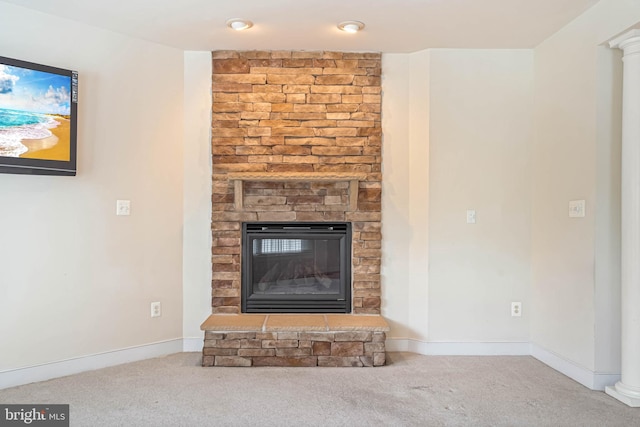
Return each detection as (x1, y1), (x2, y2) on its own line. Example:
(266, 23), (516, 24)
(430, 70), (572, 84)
(241, 222), (352, 313)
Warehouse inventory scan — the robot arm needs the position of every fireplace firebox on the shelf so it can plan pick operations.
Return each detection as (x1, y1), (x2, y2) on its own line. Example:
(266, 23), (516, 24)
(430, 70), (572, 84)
(241, 222), (352, 313)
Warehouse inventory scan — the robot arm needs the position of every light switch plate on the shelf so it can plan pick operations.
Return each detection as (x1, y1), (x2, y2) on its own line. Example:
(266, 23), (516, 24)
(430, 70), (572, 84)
(466, 209), (476, 224)
(569, 200), (585, 218)
(116, 200), (131, 216)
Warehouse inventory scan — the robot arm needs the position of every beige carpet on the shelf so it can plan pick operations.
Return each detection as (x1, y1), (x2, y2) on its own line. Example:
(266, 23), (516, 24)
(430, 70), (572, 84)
(1, 352), (638, 426)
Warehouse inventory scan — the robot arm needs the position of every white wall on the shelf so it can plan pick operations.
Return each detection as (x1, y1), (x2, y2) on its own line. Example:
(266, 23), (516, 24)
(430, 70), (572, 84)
(0, 3), (184, 372)
(182, 52), (213, 342)
(532, 0), (640, 375)
(428, 50), (533, 343)
(380, 53), (411, 338)
(407, 51), (431, 341)
(381, 51), (430, 340)
(382, 49), (533, 346)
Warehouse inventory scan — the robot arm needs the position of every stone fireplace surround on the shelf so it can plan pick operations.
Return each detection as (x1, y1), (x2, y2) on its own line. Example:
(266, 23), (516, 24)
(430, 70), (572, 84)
(201, 50), (387, 367)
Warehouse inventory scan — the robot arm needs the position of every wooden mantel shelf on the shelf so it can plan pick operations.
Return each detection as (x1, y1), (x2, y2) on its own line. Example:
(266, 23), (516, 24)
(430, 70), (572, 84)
(227, 172), (367, 211)
(227, 172), (368, 181)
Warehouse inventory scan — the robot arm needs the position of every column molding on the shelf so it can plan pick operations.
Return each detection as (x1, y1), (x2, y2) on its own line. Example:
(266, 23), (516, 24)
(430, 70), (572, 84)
(606, 28), (640, 408)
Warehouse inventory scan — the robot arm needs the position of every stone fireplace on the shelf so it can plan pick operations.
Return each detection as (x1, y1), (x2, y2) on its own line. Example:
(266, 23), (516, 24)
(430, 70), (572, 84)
(201, 50), (387, 367)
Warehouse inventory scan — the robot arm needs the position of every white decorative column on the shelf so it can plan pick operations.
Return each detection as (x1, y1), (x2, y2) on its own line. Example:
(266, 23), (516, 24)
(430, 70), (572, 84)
(607, 29), (640, 408)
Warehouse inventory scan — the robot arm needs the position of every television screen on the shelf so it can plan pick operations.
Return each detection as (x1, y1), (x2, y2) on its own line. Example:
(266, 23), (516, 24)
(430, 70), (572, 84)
(0, 56), (77, 176)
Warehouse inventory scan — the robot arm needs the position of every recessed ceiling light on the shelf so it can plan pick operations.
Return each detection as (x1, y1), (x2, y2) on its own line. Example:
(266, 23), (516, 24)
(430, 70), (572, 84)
(226, 18), (253, 31)
(338, 21), (365, 33)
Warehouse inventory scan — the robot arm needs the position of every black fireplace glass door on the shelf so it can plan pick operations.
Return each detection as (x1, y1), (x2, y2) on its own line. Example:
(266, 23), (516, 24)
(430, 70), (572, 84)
(242, 222), (351, 313)
(251, 237), (341, 296)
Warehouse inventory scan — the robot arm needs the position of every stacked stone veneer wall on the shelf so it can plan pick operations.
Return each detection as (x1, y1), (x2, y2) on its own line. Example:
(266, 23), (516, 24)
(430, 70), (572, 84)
(210, 51), (382, 314)
(202, 331), (386, 367)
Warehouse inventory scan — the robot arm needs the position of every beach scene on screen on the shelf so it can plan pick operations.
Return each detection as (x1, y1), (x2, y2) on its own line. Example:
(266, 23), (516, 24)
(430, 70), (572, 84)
(0, 64), (71, 161)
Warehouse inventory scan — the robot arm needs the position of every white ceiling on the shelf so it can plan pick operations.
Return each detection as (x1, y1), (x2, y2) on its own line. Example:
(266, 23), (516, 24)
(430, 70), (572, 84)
(1, 0), (599, 52)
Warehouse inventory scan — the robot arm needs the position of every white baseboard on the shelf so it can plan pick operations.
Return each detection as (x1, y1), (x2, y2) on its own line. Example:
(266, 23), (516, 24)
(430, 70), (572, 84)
(386, 339), (620, 390)
(530, 343), (620, 391)
(183, 337), (203, 352)
(385, 338), (410, 352)
(0, 338), (620, 392)
(0, 339), (184, 390)
(386, 338), (530, 355)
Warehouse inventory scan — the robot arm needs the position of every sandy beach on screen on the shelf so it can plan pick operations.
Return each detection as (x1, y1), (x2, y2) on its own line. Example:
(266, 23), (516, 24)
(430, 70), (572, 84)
(20, 118), (71, 161)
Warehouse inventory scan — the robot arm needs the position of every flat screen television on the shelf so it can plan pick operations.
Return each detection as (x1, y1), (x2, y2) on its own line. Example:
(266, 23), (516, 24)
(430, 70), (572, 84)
(0, 56), (77, 176)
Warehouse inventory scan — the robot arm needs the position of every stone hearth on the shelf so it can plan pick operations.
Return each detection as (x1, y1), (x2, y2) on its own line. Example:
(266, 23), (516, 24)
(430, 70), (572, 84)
(201, 314), (389, 367)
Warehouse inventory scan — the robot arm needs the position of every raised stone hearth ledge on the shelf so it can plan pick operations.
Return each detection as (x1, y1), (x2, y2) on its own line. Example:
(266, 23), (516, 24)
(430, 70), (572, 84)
(227, 172), (368, 211)
(200, 314), (389, 367)
(200, 313), (389, 332)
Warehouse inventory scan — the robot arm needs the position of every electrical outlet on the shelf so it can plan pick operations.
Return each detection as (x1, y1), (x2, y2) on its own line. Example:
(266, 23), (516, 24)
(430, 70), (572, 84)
(150, 301), (161, 318)
(511, 302), (522, 317)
